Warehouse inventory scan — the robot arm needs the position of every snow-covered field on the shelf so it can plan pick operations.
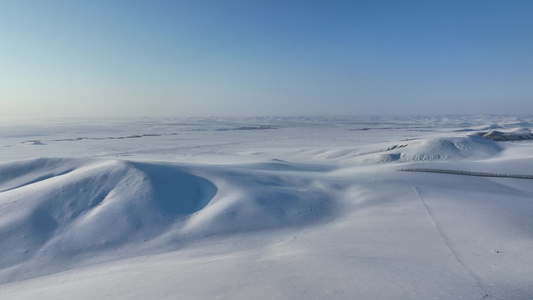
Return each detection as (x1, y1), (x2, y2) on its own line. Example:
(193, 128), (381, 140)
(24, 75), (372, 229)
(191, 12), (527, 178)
(1, 115), (532, 299)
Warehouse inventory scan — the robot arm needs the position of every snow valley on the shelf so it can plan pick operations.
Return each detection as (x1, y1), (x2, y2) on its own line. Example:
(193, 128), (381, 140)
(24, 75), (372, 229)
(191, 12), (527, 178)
(1, 115), (533, 299)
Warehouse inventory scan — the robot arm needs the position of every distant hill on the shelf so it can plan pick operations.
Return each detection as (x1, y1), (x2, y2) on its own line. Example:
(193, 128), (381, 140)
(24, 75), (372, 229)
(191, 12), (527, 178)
(472, 128), (533, 141)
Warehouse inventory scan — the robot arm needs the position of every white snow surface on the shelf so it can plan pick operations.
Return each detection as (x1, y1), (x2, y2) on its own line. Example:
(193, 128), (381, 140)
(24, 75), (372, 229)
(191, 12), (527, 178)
(1, 115), (533, 299)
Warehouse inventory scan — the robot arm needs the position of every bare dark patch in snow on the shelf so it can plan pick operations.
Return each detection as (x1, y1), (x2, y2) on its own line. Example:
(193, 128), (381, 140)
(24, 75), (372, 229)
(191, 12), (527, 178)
(472, 128), (533, 141)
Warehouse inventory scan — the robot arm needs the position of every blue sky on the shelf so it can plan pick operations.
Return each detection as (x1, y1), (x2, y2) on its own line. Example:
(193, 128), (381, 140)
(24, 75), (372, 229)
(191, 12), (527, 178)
(1, 0), (532, 117)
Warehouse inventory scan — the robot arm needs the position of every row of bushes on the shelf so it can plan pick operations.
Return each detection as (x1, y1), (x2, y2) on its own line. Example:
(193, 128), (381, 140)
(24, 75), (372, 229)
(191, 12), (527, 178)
(398, 168), (533, 180)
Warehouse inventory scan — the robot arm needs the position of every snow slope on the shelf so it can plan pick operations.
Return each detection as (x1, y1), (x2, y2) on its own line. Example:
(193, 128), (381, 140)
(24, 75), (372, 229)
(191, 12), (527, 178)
(0, 157), (338, 283)
(0, 115), (533, 299)
(0, 159), (215, 279)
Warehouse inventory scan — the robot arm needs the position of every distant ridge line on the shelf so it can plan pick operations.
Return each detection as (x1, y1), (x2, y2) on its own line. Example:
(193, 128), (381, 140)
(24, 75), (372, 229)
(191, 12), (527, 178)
(398, 168), (533, 180)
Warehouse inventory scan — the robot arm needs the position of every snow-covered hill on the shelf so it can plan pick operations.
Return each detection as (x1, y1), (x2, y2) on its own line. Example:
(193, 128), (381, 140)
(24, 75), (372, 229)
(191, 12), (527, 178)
(1, 116), (532, 299)
(370, 136), (503, 163)
(472, 127), (533, 141)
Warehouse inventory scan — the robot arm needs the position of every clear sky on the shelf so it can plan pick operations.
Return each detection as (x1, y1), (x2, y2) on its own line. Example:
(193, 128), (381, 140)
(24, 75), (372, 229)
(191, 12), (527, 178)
(1, 0), (532, 118)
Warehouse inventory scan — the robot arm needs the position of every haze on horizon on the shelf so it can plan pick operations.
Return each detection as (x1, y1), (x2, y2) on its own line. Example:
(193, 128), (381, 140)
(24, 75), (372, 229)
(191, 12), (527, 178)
(1, 0), (532, 118)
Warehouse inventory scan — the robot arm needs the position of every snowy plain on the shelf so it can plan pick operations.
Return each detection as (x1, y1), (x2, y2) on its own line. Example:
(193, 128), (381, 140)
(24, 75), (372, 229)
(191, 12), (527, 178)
(0, 115), (532, 299)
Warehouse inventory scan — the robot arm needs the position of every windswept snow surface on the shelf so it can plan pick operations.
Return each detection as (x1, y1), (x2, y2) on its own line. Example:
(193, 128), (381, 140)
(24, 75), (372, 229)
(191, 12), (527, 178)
(1, 115), (533, 299)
